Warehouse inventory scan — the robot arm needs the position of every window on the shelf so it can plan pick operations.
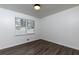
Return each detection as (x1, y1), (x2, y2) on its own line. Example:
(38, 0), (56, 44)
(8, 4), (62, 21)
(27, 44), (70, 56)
(15, 17), (35, 35)
(26, 19), (35, 34)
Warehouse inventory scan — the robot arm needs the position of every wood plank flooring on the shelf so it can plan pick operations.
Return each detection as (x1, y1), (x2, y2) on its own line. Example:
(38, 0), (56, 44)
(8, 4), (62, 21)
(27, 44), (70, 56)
(0, 39), (79, 55)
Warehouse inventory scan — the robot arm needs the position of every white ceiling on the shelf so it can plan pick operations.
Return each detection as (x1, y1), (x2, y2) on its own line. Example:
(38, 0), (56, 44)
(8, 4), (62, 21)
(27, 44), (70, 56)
(0, 4), (78, 18)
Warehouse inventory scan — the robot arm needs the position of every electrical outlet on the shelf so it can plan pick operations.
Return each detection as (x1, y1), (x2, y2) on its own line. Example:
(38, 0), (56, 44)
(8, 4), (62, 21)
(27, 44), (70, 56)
(27, 39), (30, 41)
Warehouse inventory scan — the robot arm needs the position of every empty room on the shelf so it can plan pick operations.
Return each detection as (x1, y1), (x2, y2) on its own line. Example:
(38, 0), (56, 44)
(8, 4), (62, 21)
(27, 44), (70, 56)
(0, 4), (79, 55)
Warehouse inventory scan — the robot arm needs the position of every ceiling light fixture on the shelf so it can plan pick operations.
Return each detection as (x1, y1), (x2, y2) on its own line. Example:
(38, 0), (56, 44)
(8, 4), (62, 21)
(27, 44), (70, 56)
(34, 4), (40, 10)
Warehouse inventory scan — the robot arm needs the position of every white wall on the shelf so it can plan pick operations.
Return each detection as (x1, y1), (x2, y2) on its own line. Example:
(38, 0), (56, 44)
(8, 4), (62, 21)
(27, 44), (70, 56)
(0, 8), (39, 49)
(39, 6), (79, 50)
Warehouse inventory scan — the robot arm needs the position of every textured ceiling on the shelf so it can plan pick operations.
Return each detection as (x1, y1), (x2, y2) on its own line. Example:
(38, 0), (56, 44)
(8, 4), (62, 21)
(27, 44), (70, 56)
(0, 4), (78, 18)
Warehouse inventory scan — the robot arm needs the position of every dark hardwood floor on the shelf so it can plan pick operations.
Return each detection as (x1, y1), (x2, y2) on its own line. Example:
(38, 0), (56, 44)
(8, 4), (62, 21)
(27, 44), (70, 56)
(0, 39), (79, 55)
